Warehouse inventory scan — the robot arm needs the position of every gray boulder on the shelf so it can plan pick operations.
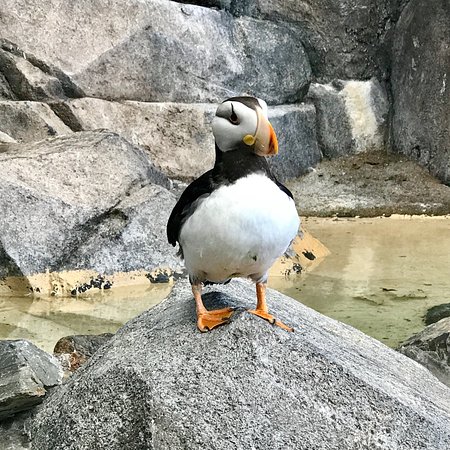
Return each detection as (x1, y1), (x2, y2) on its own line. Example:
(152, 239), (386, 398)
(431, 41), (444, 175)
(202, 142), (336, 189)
(391, 0), (450, 184)
(31, 279), (450, 449)
(0, 131), (180, 295)
(426, 303), (450, 326)
(0, 0), (311, 104)
(306, 79), (389, 158)
(398, 317), (450, 388)
(73, 1), (311, 104)
(307, 82), (353, 158)
(0, 101), (72, 143)
(0, 38), (84, 101)
(0, 0), (159, 75)
(0, 340), (62, 420)
(58, 99), (216, 180)
(64, 182), (178, 275)
(195, 0), (403, 81)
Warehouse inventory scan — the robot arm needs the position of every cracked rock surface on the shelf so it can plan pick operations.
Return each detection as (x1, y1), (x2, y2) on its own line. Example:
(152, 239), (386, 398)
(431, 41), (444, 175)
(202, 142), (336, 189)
(0, 340), (62, 420)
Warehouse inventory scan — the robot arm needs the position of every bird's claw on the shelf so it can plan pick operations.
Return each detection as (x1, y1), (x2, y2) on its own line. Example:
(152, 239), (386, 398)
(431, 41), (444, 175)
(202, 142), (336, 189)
(248, 309), (294, 332)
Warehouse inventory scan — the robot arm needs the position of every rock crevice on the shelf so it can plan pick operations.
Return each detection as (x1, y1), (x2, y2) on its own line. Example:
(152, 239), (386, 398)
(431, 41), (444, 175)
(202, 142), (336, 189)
(0, 38), (84, 101)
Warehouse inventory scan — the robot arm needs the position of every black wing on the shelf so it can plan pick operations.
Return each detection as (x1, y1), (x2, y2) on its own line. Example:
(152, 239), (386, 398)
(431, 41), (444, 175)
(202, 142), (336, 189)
(270, 173), (294, 200)
(167, 170), (215, 247)
(263, 160), (294, 200)
(274, 178), (294, 200)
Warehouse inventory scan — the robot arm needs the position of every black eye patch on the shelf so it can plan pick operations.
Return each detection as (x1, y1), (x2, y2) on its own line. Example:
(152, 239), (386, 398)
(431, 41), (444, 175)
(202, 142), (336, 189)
(229, 104), (239, 124)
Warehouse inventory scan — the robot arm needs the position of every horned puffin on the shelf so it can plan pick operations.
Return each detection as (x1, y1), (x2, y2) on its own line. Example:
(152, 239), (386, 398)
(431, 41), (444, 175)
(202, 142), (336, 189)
(167, 96), (300, 332)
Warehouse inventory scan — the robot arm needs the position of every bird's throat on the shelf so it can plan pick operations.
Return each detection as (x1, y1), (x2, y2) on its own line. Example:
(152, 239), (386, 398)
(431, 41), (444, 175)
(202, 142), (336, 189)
(213, 144), (271, 184)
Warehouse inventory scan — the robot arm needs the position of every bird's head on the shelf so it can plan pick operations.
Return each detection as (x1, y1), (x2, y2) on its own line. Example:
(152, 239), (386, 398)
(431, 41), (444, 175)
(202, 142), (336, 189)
(212, 96), (278, 156)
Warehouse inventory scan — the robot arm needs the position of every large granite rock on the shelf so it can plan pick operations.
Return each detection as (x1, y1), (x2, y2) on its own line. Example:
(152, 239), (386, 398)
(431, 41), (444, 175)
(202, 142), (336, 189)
(56, 99), (319, 181)
(31, 279), (450, 449)
(398, 317), (450, 388)
(0, 131), (180, 293)
(0, 340), (62, 420)
(73, 1), (311, 104)
(0, 101), (72, 143)
(306, 79), (389, 158)
(0, 0), (311, 104)
(191, 0), (404, 81)
(391, 0), (450, 184)
(0, 0), (160, 75)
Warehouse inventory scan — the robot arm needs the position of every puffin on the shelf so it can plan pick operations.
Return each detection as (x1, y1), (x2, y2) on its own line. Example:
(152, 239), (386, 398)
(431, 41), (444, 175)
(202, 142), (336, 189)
(167, 96), (300, 332)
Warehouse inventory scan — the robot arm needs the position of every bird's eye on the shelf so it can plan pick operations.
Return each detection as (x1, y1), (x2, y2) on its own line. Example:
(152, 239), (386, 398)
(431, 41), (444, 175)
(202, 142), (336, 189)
(229, 105), (239, 125)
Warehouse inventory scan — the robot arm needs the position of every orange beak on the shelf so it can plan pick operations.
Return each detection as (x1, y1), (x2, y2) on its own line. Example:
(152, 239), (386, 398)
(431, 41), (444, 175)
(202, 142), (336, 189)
(243, 107), (279, 156)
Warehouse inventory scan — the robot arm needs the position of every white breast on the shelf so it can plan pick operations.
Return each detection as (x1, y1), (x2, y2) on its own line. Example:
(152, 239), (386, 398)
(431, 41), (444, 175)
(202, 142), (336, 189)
(179, 173), (300, 283)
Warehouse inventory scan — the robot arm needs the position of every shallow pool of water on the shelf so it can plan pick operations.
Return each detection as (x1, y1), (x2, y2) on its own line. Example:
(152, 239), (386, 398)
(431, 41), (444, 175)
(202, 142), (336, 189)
(0, 284), (171, 352)
(1, 216), (449, 351)
(271, 216), (450, 347)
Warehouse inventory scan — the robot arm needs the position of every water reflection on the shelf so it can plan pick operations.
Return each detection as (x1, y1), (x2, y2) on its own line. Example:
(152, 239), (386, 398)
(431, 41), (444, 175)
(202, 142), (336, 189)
(272, 216), (450, 347)
(0, 284), (171, 352)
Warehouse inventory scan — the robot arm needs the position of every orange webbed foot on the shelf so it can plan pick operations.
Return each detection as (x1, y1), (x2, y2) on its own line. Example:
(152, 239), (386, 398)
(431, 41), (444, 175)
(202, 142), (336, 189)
(197, 307), (234, 332)
(249, 282), (294, 332)
(248, 309), (294, 332)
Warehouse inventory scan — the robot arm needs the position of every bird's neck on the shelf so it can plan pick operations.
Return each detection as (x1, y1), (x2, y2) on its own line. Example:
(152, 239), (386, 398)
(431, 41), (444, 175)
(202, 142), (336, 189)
(213, 144), (273, 184)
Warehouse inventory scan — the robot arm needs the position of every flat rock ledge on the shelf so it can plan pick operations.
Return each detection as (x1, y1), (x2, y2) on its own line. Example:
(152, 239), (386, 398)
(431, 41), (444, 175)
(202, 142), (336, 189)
(30, 279), (450, 450)
(288, 151), (450, 217)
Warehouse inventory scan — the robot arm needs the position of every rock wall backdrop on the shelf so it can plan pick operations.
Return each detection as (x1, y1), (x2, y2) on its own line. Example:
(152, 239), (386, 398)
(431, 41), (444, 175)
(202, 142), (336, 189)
(0, 0), (449, 289)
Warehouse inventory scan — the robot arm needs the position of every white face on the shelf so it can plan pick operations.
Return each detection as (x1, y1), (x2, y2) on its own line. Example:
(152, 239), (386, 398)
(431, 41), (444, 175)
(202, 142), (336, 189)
(212, 98), (268, 152)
